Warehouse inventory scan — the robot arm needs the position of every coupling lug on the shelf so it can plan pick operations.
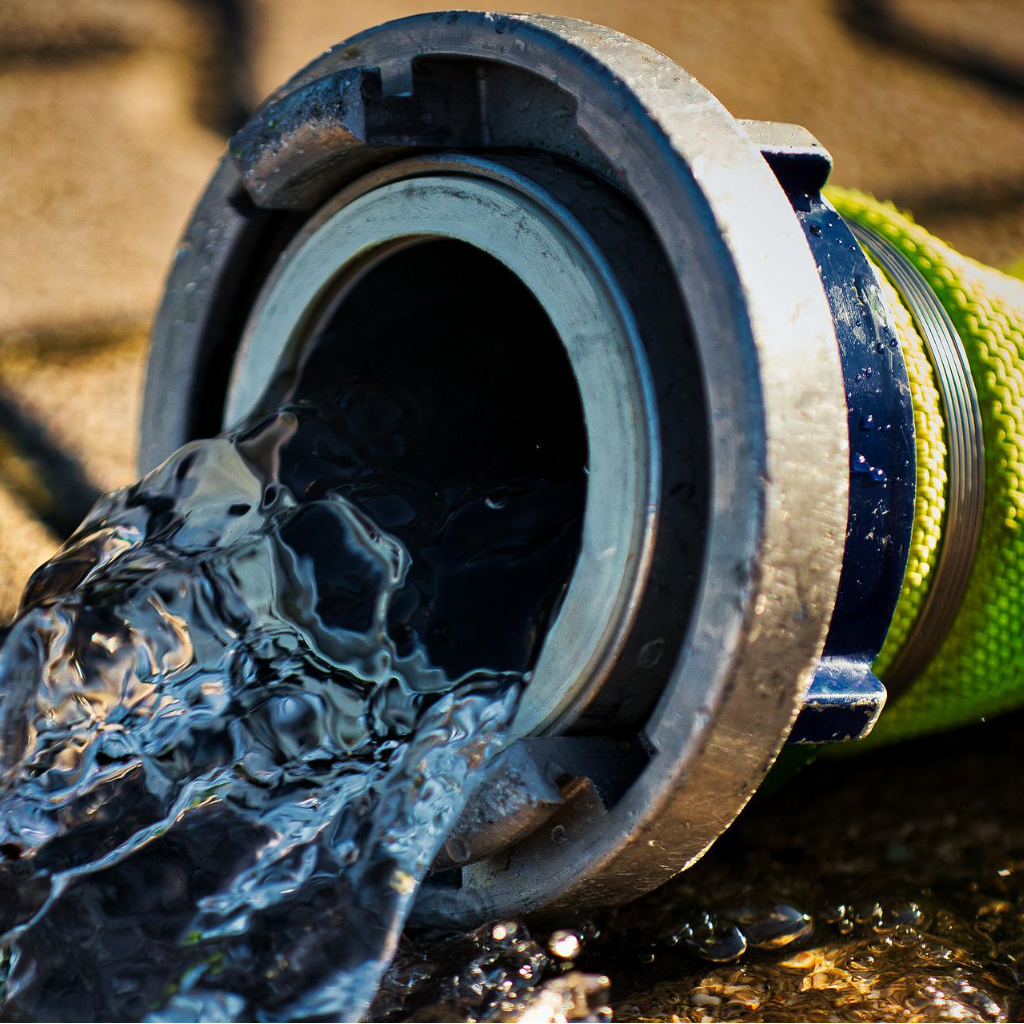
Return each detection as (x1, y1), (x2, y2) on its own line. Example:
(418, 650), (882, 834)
(740, 119), (833, 193)
(789, 657), (887, 744)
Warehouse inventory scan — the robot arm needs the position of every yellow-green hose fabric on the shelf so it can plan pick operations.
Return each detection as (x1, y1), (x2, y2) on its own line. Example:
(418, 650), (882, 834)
(828, 187), (1024, 743)
(868, 265), (948, 680)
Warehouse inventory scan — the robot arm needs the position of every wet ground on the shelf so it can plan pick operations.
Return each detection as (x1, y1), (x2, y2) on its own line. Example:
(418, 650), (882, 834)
(603, 715), (1024, 1022)
(3, 2), (1024, 1021)
(361, 712), (1023, 1023)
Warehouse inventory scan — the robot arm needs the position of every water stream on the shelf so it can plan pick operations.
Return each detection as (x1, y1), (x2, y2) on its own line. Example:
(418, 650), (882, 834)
(0, 283), (588, 1021)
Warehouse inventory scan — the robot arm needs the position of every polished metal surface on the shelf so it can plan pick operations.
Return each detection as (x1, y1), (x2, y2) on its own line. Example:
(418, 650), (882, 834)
(849, 220), (985, 693)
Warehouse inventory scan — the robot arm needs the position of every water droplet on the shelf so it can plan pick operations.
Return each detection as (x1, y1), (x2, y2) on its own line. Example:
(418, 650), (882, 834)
(878, 901), (922, 932)
(853, 901), (884, 925)
(485, 488), (509, 510)
(547, 929), (582, 959)
(491, 921), (519, 942)
(735, 904), (813, 950)
(637, 638), (665, 668)
(681, 913), (748, 962)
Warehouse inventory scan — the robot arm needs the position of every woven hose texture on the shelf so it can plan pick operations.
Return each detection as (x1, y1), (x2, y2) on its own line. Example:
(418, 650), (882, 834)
(866, 262), (948, 680)
(828, 186), (1024, 743)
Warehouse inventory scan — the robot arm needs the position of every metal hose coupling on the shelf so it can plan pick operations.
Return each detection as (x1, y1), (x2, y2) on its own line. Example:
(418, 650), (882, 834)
(142, 13), (1024, 922)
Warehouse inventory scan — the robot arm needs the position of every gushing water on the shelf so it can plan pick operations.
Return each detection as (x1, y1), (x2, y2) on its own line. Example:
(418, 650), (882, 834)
(0, 411), (515, 1020)
(0, 269), (588, 1021)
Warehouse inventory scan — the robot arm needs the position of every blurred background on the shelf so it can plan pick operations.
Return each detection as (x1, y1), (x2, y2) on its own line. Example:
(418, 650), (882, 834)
(3, 0), (1024, 613)
(1, 3), (1023, 1020)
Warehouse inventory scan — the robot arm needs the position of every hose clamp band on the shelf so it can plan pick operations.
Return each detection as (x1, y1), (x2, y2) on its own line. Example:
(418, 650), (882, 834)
(849, 220), (985, 693)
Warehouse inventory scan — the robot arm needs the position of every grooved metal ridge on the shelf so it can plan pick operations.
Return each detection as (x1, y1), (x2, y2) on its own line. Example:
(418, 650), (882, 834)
(848, 218), (985, 693)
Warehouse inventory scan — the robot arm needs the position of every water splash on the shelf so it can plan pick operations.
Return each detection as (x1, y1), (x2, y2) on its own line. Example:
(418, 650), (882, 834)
(371, 919), (610, 1022)
(0, 409), (529, 1020)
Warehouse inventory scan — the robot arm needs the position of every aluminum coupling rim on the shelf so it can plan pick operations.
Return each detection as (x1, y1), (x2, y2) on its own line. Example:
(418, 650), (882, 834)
(142, 12), (850, 918)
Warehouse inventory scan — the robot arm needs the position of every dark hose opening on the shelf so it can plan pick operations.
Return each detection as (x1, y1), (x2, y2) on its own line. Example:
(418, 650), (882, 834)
(272, 238), (590, 680)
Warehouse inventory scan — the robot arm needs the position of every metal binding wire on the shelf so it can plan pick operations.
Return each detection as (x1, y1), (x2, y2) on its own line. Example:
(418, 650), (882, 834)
(849, 219), (985, 694)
